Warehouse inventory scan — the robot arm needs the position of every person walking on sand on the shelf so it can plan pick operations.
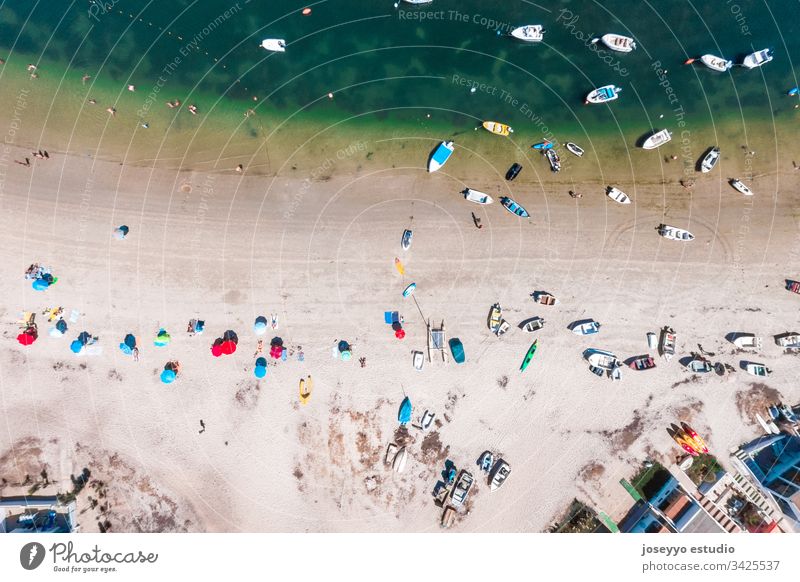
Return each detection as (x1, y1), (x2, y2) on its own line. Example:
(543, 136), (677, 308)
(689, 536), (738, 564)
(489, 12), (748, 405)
(254, 339), (264, 357)
(471, 212), (482, 229)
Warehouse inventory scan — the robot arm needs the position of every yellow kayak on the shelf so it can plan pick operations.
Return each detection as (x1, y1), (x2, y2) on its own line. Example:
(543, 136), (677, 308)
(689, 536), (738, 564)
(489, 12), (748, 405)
(299, 375), (312, 405)
(394, 257), (405, 275)
(482, 121), (513, 136)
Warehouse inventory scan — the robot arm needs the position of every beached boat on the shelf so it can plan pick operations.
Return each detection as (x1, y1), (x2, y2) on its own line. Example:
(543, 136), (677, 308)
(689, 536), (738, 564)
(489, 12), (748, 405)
(450, 470), (474, 507)
(593, 34), (636, 53)
(642, 129), (672, 149)
(588, 365), (604, 377)
(420, 410), (435, 431)
(392, 447), (408, 473)
(545, 148), (561, 172)
(505, 163), (522, 181)
(260, 39), (286, 52)
(521, 317), (545, 332)
(449, 338), (465, 363)
(730, 179), (753, 196)
(412, 350), (424, 371)
(482, 121), (513, 136)
(509, 25), (544, 42)
(629, 355), (656, 371)
(519, 340), (538, 372)
(681, 423), (709, 454)
(787, 280), (800, 294)
(402, 282), (416, 298)
(531, 141), (553, 150)
(659, 326), (676, 360)
(565, 142), (584, 157)
(532, 291), (558, 306)
(686, 358), (713, 373)
(742, 48), (773, 69)
(732, 333), (762, 349)
(746, 363), (772, 377)
(428, 140), (454, 172)
(385, 443), (398, 465)
(462, 188), (493, 204)
(401, 229), (412, 250)
(686, 54), (733, 72)
(775, 332), (800, 349)
(585, 85), (621, 104)
(489, 459), (511, 491)
(441, 506), (456, 529)
(658, 224), (694, 241)
(585, 349), (620, 370)
(570, 319), (600, 335)
(500, 196), (529, 218)
(700, 147), (720, 173)
(479, 451), (494, 473)
(488, 303), (510, 337)
(606, 186), (631, 204)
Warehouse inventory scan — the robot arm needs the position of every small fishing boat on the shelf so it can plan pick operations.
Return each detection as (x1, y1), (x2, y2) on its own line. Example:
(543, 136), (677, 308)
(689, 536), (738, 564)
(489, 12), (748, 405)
(451, 470), (474, 507)
(260, 39), (286, 52)
(545, 148), (561, 172)
(420, 409), (435, 430)
(565, 142), (584, 157)
(606, 186), (631, 204)
(505, 163), (522, 181)
(532, 291), (558, 306)
(732, 333), (762, 349)
(570, 319), (600, 335)
(500, 196), (529, 218)
(746, 363), (772, 377)
(521, 317), (545, 332)
(686, 358), (713, 373)
(681, 423), (709, 454)
(685, 54), (733, 72)
(585, 85), (621, 104)
(488, 303), (510, 337)
(585, 349), (620, 370)
(641, 129), (672, 149)
(787, 280), (800, 294)
(658, 224), (694, 241)
(775, 332), (800, 349)
(519, 339), (538, 372)
(730, 178), (753, 196)
(509, 25), (544, 42)
(629, 355), (656, 371)
(478, 451), (494, 473)
(428, 140), (454, 172)
(489, 459), (511, 491)
(402, 282), (416, 298)
(462, 188), (493, 204)
(385, 443), (398, 465)
(401, 229), (412, 250)
(659, 326), (676, 360)
(593, 34), (636, 53)
(700, 147), (720, 173)
(392, 447), (408, 473)
(412, 350), (424, 371)
(742, 48), (773, 69)
(482, 121), (513, 136)
(531, 140), (553, 150)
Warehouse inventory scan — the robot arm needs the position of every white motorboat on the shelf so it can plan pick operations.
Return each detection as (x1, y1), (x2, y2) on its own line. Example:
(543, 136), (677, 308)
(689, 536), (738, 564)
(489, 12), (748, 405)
(658, 224), (694, 241)
(392, 447), (408, 473)
(450, 470), (474, 507)
(732, 333), (762, 349)
(593, 33), (636, 53)
(412, 350), (424, 371)
(730, 178), (753, 196)
(260, 39), (286, 52)
(585, 349), (620, 370)
(641, 129), (672, 149)
(521, 317), (546, 332)
(565, 142), (584, 157)
(606, 186), (631, 204)
(570, 319), (600, 335)
(746, 362), (772, 377)
(462, 188), (493, 204)
(700, 147), (720, 173)
(401, 229), (412, 250)
(428, 140), (454, 172)
(742, 48), (773, 69)
(697, 54), (733, 72)
(489, 460), (511, 491)
(585, 85), (621, 104)
(509, 25), (544, 43)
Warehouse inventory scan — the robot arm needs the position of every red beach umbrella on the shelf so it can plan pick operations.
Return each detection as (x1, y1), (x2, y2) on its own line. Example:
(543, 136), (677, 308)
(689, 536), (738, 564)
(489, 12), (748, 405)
(220, 340), (237, 355)
(395, 329), (405, 340)
(270, 345), (283, 359)
(210, 343), (223, 357)
(17, 331), (37, 345)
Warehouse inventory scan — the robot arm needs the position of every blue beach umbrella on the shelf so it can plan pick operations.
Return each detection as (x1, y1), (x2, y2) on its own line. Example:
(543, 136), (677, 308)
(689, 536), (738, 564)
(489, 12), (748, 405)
(55, 319), (68, 333)
(255, 357), (267, 367)
(119, 343), (132, 355)
(124, 334), (137, 348)
(160, 369), (176, 384)
(254, 316), (268, 335)
(254, 365), (267, 379)
(398, 397), (412, 424)
(70, 339), (83, 354)
(32, 278), (50, 291)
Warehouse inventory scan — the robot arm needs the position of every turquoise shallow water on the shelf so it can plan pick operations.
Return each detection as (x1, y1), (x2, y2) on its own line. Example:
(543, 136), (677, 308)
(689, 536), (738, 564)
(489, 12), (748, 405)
(0, 0), (798, 143)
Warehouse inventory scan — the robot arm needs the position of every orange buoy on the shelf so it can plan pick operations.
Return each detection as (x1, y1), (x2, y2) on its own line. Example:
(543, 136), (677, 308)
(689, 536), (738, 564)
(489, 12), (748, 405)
(684, 58), (695, 65)
(302, 7), (311, 15)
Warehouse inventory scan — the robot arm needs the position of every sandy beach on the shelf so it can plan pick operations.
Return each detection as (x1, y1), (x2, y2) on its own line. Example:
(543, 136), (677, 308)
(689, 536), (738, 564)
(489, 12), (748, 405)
(1, 120), (799, 532)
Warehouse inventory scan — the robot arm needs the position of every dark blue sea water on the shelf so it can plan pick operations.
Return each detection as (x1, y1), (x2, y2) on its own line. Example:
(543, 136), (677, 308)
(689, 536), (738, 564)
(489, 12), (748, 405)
(1, 0), (798, 139)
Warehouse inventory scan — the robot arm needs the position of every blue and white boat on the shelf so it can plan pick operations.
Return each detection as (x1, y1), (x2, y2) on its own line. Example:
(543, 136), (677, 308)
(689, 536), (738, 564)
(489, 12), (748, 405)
(428, 140), (454, 172)
(742, 48), (773, 69)
(500, 196), (529, 218)
(586, 85), (621, 104)
(570, 319), (601, 335)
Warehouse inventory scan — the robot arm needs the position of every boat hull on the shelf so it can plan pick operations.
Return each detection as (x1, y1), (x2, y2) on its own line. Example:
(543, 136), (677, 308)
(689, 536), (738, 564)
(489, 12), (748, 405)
(586, 85), (620, 104)
(482, 121), (513, 136)
(510, 25), (544, 42)
(597, 34), (636, 53)
(642, 129), (672, 149)
(699, 54), (732, 72)
(463, 189), (493, 204)
(428, 141), (454, 172)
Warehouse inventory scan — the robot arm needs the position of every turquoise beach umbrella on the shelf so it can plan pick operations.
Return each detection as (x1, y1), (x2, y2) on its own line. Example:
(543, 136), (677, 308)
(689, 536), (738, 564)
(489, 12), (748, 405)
(160, 369), (176, 384)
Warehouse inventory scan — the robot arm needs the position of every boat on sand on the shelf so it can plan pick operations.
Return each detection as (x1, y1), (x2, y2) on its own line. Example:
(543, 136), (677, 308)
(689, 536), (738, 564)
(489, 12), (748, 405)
(606, 186), (630, 204)
(532, 291), (558, 306)
(545, 148), (561, 172)
(746, 363), (772, 377)
(629, 355), (656, 370)
(489, 459), (511, 491)
(730, 179), (753, 196)
(686, 358), (713, 373)
(428, 140), (454, 172)
(700, 147), (720, 173)
(488, 303), (510, 337)
(565, 142), (584, 157)
(659, 327), (677, 360)
(450, 470), (474, 507)
(584, 349), (620, 370)
(521, 317), (545, 332)
(570, 319), (600, 335)
(401, 229), (412, 250)
(658, 224), (694, 241)
(732, 333), (762, 349)
(299, 375), (312, 404)
(462, 188), (493, 204)
(501, 196), (529, 218)
(519, 340), (538, 372)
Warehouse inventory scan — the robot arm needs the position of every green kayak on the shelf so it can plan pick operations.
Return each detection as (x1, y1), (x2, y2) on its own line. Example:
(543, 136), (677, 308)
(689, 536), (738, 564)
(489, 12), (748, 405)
(520, 340), (538, 372)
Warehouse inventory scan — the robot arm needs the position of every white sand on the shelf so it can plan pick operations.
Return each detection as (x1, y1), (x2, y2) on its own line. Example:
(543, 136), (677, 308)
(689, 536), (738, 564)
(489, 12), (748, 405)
(1, 143), (799, 532)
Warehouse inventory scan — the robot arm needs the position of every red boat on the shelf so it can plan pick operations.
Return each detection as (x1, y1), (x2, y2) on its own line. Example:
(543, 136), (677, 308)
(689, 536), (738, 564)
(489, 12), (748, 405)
(787, 280), (800, 294)
(629, 356), (656, 371)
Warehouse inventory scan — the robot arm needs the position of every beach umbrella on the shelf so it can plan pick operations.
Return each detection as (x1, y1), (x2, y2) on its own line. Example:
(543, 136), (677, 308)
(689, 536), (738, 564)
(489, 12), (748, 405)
(32, 278), (50, 291)
(220, 340), (237, 355)
(70, 339), (84, 354)
(211, 343), (223, 357)
(398, 397), (412, 424)
(338, 340), (350, 353)
(56, 319), (68, 333)
(254, 316), (268, 335)
(254, 365), (267, 378)
(395, 329), (405, 340)
(113, 225), (129, 240)
(340, 350), (352, 361)
(223, 330), (239, 344)
(160, 369), (176, 384)
(119, 343), (132, 355)
(269, 345), (283, 359)
(124, 334), (136, 348)
(17, 331), (37, 345)
(154, 329), (171, 346)
(78, 331), (92, 345)
(255, 357), (267, 367)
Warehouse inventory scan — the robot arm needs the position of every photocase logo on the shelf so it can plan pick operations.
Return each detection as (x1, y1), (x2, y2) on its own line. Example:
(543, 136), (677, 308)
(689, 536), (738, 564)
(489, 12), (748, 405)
(20, 542), (46, 570)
